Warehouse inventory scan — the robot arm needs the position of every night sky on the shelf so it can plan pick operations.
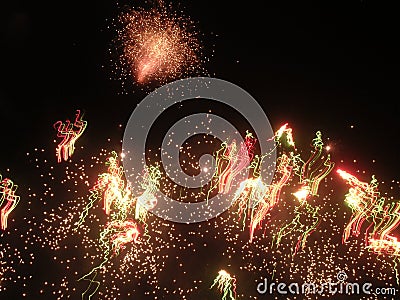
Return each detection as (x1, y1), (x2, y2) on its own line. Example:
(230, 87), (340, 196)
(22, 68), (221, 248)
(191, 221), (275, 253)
(1, 1), (400, 299)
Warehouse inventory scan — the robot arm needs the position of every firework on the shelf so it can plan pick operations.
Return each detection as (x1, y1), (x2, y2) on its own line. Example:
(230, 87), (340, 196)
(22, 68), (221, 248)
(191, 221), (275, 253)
(211, 270), (237, 300)
(78, 219), (141, 300)
(270, 122), (296, 148)
(208, 132), (256, 201)
(74, 150), (164, 299)
(299, 131), (334, 196)
(113, 2), (203, 87)
(273, 131), (333, 256)
(134, 165), (161, 239)
(98, 151), (127, 216)
(337, 169), (383, 244)
(233, 153), (293, 242)
(337, 169), (400, 282)
(234, 177), (270, 232)
(273, 188), (321, 256)
(109, 220), (140, 255)
(75, 151), (134, 228)
(5, 106), (400, 300)
(337, 169), (400, 255)
(53, 110), (87, 163)
(368, 236), (400, 256)
(230, 125), (296, 242)
(249, 153), (293, 242)
(0, 175), (20, 230)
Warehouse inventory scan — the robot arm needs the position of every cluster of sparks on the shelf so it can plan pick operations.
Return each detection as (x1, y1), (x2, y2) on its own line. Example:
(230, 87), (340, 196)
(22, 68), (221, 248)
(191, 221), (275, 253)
(68, 123), (338, 298)
(113, 1), (204, 88)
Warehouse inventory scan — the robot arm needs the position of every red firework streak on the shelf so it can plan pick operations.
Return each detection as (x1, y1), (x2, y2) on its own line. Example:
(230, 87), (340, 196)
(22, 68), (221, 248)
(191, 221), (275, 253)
(0, 175), (20, 230)
(108, 219), (140, 256)
(218, 133), (256, 194)
(249, 154), (293, 242)
(53, 110), (87, 163)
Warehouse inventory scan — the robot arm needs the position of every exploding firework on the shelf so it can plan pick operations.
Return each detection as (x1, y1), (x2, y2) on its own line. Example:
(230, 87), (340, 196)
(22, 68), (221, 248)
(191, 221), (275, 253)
(112, 2), (204, 88)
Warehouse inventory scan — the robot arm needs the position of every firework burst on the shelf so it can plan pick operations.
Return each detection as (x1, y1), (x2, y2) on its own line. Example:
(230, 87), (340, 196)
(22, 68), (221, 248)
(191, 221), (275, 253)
(112, 2), (204, 89)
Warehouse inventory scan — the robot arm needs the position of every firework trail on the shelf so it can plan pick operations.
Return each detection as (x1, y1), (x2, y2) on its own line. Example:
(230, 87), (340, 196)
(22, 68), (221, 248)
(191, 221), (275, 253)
(113, 1), (203, 87)
(231, 124), (296, 242)
(74, 151), (133, 228)
(233, 152), (293, 242)
(98, 151), (127, 216)
(134, 165), (161, 239)
(234, 177), (270, 232)
(75, 150), (164, 299)
(249, 153), (293, 242)
(74, 151), (133, 299)
(270, 122), (296, 148)
(336, 169), (381, 244)
(78, 219), (141, 300)
(208, 132), (256, 202)
(20, 143), (175, 299)
(109, 219), (140, 255)
(0, 175), (20, 230)
(299, 131), (335, 197)
(211, 270), (237, 300)
(273, 130), (334, 256)
(4, 121), (400, 299)
(53, 110), (87, 163)
(283, 192), (321, 256)
(337, 169), (400, 282)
